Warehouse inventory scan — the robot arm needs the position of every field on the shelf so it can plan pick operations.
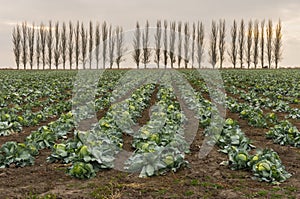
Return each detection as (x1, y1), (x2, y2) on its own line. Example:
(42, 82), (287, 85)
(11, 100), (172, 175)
(0, 69), (299, 199)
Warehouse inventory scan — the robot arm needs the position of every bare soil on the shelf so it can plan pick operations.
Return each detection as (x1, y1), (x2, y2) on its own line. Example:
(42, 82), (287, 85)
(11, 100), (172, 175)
(0, 85), (299, 199)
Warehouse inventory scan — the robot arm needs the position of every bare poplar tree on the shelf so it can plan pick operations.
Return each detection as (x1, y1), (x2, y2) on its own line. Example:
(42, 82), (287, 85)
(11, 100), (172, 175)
(54, 22), (60, 69)
(36, 27), (41, 69)
(88, 21), (93, 69)
(47, 21), (53, 69)
(253, 20), (259, 69)
(154, 20), (162, 68)
(169, 21), (176, 68)
(177, 21), (182, 68)
(95, 22), (101, 69)
(196, 21), (204, 68)
(108, 25), (115, 69)
(228, 20), (238, 68)
(142, 20), (151, 68)
(74, 21), (80, 70)
(274, 19), (282, 69)
(163, 20), (168, 68)
(209, 20), (218, 68)
(116, 26), (125, 69)
(218, 19), (226, 68)
(102, 21), (108, 69)
(81, 23), (88, 69)
(266, 19), (273, 69)
(260, 20), (265, 68)
(191, 22), (196, 68)
(39, 23), (46, 70)
(12, 24), (21, 69)
(21, 22), (28, 69)
(68, 21), (74, 69)
(28, 23), (35, 69)
(132, 21), (141, 68)
(238, 19), (245, 68)
(183, 22), (190, 68)
(61, 22), (67, 69)
(246, 20), (253, 69)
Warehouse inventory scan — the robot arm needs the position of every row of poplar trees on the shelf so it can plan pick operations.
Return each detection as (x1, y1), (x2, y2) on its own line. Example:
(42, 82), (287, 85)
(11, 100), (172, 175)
(12, 21), (122, 70)
(12, 19), (282, 69)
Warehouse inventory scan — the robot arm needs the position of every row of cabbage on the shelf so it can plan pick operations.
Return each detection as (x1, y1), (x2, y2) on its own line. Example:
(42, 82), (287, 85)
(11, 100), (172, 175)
(227, 70), (300, 147)
(0, 71), (75, 135)
(0, 70), (125, 136)
(227, 85), (300, 120)
(177, 70), (291, 183)
(0, 70), (125, 169)
(125, 83), (189, 177)
(224, 71), (300, 147)
(181, 70), (300, 148)
(49, 70), (193, 178)
(227, 96), (300, 147)
(225, 87), (300, 147)
(222, 70), (300, 104)
(0, 70), (294, 183)
(0, 70), (149, 174)
(48, 82), (158, 178)
(0, 111), (75, 168)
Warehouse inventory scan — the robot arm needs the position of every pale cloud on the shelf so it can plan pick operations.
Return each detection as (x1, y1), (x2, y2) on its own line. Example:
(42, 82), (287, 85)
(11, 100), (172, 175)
(279, 2), (300, 64)
(0, 21), (17, 26)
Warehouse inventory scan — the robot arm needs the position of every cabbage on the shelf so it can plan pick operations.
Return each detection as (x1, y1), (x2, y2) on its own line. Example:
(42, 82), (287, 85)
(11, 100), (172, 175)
(150, 134), (160, 143)
(225, 118), (234, 126)
(256, 161), (271, 171)
(163, 155), (174, 166)
(68, 162), (96, 179)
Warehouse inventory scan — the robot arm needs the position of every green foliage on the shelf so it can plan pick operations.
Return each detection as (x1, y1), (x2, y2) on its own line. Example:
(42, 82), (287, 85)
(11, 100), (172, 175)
(208, 118), (254, 154)
(67, 162), (96, 179)
(0, 112), (23, 135)
(240, 106), (267, 128)
(0, 142), (35, 168)
(227, 147), (250, 170)
(248, 149), (292, 183)
(266, 120), (300, 147)
(265, 112), (278, 125)
(26, 126), (57, 149)
(49, 82), (159, 178)
(286, 108), (300, 119)
(125, 84), (189, 177)
(125, 147), (187, 178)
(0, 69), (296, 185)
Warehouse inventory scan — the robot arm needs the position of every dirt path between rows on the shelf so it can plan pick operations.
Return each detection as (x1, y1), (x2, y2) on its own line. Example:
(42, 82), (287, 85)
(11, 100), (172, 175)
(0, 83), (299, 198)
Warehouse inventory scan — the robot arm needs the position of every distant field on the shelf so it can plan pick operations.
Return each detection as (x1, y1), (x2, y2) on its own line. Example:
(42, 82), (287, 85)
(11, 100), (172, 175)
(0, 69), (299, 198)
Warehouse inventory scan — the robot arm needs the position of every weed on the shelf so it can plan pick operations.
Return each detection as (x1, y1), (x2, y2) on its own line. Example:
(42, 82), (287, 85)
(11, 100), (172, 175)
(184, 190), (194, 196)
(190, 179), (200, 186)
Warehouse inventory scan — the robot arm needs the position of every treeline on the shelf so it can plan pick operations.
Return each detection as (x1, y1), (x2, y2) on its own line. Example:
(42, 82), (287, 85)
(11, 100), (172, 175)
(12, 19), (282, 69)
(12, 21), (121, 70)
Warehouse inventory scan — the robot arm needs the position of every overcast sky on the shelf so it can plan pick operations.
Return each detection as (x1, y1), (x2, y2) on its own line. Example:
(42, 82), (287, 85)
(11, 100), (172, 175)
(1, 0), (300, 68)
